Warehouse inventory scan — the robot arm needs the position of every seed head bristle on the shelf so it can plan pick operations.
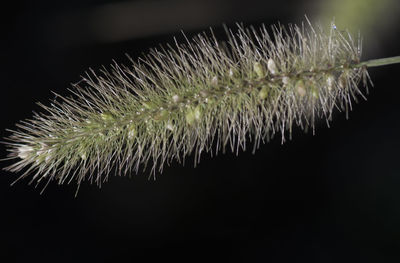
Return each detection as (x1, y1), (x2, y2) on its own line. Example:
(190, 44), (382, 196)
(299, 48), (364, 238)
(3, 19), (370, 190)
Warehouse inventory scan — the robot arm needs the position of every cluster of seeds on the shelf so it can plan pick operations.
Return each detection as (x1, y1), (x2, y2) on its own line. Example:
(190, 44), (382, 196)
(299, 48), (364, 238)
(3, 19), (370, 189)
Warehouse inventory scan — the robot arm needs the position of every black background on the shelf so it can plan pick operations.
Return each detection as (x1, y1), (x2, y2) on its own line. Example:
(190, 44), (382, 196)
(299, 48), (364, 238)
(1, 1), (400, 262)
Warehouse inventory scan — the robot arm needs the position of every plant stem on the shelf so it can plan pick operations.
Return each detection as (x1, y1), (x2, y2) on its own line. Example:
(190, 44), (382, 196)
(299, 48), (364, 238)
(354, 56), (400, 68)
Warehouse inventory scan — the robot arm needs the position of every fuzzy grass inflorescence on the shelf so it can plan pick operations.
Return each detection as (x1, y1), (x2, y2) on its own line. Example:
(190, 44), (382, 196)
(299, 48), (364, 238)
(3, 18), (393, 191)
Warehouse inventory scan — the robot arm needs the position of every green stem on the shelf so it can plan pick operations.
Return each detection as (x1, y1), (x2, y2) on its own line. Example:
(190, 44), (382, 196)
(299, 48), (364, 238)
(354, 56), (400, 68)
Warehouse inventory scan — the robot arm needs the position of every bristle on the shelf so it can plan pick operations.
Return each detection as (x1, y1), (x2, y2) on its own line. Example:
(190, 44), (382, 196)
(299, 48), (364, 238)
(3, 20), (370, 189)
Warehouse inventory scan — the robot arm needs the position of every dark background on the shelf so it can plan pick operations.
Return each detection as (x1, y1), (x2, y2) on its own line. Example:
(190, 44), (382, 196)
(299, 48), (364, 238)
(1, 0), (400, 262)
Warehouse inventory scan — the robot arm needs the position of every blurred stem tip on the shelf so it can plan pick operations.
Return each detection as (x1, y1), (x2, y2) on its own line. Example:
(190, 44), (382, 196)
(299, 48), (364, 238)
(356, 56), (400, 68)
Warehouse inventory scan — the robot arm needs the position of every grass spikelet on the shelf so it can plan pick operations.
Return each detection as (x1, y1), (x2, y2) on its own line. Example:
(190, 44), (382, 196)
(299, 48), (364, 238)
(2, 18), (399, 191)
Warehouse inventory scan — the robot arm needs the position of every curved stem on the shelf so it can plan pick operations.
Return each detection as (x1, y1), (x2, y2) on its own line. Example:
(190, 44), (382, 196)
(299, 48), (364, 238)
(354, 56), (400, 68)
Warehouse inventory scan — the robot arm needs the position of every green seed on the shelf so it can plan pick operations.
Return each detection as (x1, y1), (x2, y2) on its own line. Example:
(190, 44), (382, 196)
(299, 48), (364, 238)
(101, 112), (114, 122)
(127, 123), (136, 139)
(253, 62), (265, 78)
(295, 80), (306, 97)
(258, 86), (269, 100)
(185, 106), (202, 125)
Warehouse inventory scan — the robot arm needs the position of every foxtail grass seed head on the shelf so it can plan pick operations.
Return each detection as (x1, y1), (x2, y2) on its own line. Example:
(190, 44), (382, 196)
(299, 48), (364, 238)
(3, 17), (399, 192)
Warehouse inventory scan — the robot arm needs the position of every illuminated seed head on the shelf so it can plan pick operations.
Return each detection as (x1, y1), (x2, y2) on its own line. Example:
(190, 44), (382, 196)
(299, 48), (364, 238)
(2, 19), (375, 191)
